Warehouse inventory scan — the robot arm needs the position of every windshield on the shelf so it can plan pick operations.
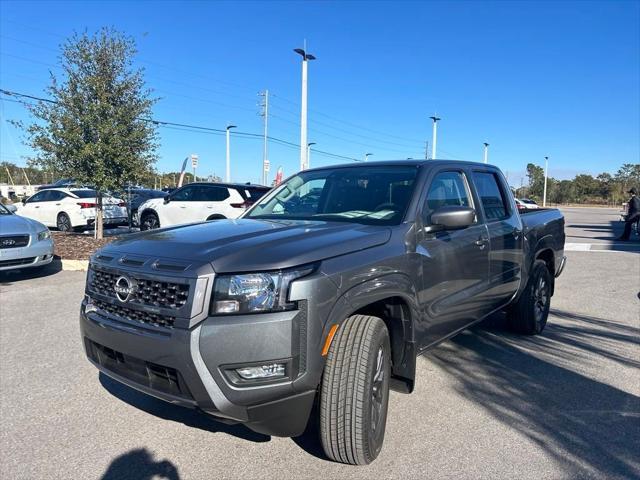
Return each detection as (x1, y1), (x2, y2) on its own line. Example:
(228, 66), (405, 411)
(0, 204), (11, 215)
(245, 165), (418, 225)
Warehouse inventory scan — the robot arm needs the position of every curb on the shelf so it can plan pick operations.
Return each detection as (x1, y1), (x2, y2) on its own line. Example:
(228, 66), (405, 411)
(60, 259), (89, 271)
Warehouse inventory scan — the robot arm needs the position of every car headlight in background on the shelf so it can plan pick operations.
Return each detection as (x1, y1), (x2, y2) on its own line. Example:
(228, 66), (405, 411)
(37, 230), (51, 241)
(211, 265), (314, 315)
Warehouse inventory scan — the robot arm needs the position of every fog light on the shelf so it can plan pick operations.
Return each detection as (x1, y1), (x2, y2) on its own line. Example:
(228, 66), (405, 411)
(215, 300), (240, 313)
(236, 363), (285, 380)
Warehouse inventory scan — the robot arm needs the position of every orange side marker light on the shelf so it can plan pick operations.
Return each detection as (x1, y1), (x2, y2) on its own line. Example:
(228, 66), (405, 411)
(321, 324), (339, 356)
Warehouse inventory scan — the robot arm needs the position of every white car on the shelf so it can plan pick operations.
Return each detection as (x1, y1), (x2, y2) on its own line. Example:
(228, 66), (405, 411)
(16, 188), (128, 232)
(0, 203), (54, 271)
(137, 182), (270, 230)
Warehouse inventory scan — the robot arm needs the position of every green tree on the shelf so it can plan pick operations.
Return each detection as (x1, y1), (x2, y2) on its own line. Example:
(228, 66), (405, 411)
(15, 28), (158, 238)
(526, 163), (545, 200)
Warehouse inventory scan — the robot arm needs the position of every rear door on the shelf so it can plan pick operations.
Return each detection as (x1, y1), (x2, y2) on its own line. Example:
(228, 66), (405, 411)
(470, 170), (524, 310)
(198, 185), (234, 219)
(416, 169), (491, 348)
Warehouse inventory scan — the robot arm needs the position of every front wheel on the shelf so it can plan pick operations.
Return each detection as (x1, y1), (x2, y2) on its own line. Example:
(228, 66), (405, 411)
(319, 315), (391, 465)
(140, 212), (160, 231)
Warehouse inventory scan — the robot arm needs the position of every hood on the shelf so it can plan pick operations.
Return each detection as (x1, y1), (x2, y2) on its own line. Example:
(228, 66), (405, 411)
(0, 213), (46, 235)
(101, 219), (392, 272)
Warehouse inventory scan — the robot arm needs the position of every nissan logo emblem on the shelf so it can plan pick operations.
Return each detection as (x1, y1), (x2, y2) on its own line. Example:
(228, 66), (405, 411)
(114, 276), (136, 302)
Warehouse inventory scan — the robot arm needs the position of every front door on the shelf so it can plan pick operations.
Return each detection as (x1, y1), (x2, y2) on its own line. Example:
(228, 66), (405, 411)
(416, 170), (490, 349)
(161, 185), (201, 226)
(18, 190), (50, 224)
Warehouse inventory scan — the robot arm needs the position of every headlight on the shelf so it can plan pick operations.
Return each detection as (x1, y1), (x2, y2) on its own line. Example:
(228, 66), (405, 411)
(211, 266), (314, 315)
(37, 230), (51, 241)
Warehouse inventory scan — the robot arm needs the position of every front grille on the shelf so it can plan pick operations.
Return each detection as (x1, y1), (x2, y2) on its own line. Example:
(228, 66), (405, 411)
(93, 298), (176, 328)
(85, 338), (192, 400)
(0, 257), (36, 267)
(89, 267), (190, 309)
(0, 235), (30, 249)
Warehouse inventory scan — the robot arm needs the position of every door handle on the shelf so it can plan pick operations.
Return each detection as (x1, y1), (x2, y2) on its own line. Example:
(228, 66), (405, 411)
(475, 238), (489, 249)
(34, 206), (40, 208)
(512, 229), (522, 239)
(56, 203), (61, 206)
(179, 206), (187, 209)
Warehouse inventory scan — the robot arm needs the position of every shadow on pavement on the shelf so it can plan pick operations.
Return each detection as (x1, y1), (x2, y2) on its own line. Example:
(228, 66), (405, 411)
(427, 312), (640, 479)
(0, 257), (62, 285)
(99, 373), (270, 443)
(100, 448), (180, 480)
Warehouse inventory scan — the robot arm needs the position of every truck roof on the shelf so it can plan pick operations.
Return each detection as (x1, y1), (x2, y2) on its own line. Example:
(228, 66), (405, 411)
(304, 159), (500, 171)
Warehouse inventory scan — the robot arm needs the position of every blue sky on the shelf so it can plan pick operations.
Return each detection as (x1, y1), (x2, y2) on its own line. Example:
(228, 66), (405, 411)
(1, 0), (638, 186)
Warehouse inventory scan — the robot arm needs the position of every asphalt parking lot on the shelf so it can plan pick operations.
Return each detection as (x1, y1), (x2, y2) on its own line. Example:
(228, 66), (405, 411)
(1, 207), (638, 480)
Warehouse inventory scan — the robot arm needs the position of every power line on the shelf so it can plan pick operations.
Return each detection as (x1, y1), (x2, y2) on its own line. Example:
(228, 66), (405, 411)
(0, 88), (362, 162)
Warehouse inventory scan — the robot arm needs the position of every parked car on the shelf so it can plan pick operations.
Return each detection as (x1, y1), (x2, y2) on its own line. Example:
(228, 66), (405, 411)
(80, 161), (565, 465)
(0, 203), (54, 271)
(137, 182), (270, 230)
(16, 188), (127, 232)
(521, 198), (539, 208)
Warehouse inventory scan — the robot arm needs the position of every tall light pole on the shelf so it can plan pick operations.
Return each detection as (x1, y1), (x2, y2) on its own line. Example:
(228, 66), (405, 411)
(543, 156), (549, 207)
(483, 142), (489, 164)
(294, 45), (316, 173)
(429, 116), (441, 159)
(365, 152), (373, 162)
(306, 142), (316, 169)
(259, 90), (269, 185)
(225, 124), (236, 182)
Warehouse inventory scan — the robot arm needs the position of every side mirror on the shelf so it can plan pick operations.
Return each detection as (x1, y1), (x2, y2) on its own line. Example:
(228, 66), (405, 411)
(22, 198), (27, 205)
(425, 206), (476, 233)
(163, 195), (170, 204)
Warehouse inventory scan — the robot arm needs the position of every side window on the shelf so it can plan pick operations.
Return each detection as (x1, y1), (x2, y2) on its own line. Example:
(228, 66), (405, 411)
(48, 191), (66, 201)
(423, 171), (471, 223)
(170, 186), (197, 202)
(472, 172), (510, 221)
(199, 186), (230, 202)
(26, 191), (48, 203)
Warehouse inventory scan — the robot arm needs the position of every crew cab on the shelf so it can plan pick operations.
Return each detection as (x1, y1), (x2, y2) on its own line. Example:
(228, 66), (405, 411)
(80, 161), (565, 465)
(137, 182), (270, 230)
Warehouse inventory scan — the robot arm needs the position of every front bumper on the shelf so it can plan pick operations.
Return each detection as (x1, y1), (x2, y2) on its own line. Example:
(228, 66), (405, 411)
(79, 298), (318, 437)
(0, 239), (54, 271)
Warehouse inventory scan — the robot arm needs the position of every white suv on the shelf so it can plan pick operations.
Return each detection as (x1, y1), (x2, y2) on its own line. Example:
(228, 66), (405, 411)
(16, 188), (127, 232)
(137, 182), (270, 230)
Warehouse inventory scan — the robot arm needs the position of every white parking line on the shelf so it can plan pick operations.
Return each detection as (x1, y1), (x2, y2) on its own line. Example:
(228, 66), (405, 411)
(565, 242), (640, 253)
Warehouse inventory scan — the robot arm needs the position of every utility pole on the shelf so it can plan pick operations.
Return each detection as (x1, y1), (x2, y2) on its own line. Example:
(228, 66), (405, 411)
(543, 156), (549, 207)
(259, 90), (269, 184)
(429, 116), (441, 159)
(191, 154), (199, 183)
(307, 142), (316, 169)
(364, 153), (373, 162)
(483, 142), (489, 164)
(226, 125), (236, 182)
(294, 43), (316, 172)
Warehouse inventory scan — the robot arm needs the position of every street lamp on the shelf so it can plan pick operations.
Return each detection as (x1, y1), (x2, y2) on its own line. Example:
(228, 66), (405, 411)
(429, 116), (441, 159)
(306, 142), (316, 170)
(483, 142), (489, 164)
(294, 45), (316, 172)
(543, 156), (549, 207)
(365, 153), (373, 162)
(226, 124), (236, 182)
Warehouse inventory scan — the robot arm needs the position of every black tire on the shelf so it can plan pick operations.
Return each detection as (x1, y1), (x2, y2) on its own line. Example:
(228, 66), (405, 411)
(56, 213), (72, 232)
(507, 259), (552, 335)
(140, 211), (160, 231)
(319, 315), (391, 465)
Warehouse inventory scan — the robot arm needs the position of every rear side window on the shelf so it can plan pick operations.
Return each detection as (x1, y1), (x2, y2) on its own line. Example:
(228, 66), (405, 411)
(423, 171), (471, 223)
(244, 187), (270, 200)
(73, 190), (98, 199)
(472, 172), (510, 221)
(197, 186), (230, 202)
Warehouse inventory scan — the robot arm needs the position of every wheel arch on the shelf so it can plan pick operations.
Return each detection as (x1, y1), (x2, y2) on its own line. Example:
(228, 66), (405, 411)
(323, 274), (419, 393)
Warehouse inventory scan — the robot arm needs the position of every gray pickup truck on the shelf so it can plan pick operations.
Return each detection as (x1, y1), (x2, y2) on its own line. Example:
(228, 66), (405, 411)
(80, 161), (565, 465)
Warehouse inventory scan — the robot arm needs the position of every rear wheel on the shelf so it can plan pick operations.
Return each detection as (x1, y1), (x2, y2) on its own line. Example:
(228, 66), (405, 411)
(56, 213), (72, 232)
(507, 259), (552, 335)
(140, 211), (160, 231)
(319, 315), (391, 465)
